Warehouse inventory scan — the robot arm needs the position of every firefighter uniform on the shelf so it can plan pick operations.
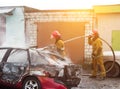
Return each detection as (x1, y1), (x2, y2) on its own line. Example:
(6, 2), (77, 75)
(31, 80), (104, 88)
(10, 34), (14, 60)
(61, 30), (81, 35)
(88, 32), (106, 79)
(51, 30), (66, 57)
(55, 39), (66, 57)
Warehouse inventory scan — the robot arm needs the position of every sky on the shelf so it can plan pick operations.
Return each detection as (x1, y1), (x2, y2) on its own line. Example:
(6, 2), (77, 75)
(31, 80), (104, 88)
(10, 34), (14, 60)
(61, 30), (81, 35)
(0, 0), (120, 10)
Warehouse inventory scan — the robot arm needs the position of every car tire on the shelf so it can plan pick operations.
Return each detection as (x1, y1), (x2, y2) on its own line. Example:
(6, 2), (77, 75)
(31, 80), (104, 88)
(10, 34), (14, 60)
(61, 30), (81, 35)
(104, 61), (120, 77)
(22, 77), (41, 89)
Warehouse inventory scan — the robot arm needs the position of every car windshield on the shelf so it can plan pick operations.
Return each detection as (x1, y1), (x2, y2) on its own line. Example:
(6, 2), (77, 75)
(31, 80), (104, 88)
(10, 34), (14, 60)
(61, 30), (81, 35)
(36, 48), (69, 66)
(29, 49), (66, 66)
(29, 49), (50, 65)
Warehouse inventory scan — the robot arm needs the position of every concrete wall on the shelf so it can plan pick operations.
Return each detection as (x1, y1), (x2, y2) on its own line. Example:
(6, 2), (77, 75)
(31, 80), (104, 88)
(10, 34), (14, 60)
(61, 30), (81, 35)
(97, 13), (120, 51)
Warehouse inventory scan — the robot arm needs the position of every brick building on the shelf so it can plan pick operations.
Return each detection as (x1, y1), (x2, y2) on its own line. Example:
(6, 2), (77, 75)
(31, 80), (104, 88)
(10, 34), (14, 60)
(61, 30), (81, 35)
(25, 10), (95, 64)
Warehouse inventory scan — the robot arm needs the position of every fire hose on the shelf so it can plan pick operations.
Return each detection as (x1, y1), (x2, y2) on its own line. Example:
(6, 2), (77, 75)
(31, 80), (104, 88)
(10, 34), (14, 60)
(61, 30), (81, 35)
(64, 35), (115, 74)
(100, 37), (115, 73)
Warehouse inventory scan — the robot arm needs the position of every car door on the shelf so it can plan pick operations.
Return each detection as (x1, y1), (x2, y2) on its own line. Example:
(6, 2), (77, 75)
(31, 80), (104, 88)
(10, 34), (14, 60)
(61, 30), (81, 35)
(1, 48), (29, 84)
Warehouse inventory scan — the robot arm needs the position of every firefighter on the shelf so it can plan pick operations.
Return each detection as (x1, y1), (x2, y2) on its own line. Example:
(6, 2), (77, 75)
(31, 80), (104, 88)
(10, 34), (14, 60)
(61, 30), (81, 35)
(51, 30), (66, 58)
(88, 30), (106, 80)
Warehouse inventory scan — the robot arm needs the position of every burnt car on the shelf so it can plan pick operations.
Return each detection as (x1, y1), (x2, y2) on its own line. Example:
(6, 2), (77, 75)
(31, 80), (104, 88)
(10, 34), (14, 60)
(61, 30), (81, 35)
(0, 46), (81, 89)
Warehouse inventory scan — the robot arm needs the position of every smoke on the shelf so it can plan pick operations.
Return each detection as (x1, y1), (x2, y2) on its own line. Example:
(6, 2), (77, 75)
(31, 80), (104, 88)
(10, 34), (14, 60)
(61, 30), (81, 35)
(1, 36), (26, 48)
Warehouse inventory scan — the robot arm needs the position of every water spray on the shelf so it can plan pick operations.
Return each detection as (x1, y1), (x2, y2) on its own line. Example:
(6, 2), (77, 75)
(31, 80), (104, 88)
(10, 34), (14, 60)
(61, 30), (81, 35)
(64, 35), (89, 43)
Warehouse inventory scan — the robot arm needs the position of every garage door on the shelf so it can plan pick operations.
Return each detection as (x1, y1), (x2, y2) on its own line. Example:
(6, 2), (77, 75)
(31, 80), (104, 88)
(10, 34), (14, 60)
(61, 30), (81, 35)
(37, 22), (85, 64)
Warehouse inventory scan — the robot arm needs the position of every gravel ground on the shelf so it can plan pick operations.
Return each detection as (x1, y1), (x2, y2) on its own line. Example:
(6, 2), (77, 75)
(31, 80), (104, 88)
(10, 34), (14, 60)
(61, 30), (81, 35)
(72, 76), (120, 89)
(72, 66), (120, 89)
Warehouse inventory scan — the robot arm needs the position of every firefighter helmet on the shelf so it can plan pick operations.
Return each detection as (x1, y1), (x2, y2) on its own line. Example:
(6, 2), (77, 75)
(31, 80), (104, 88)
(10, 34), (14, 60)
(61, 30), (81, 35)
(51, 30), (61, 39)
(92, 29), (99, 38)
(92, 29), (98, 35)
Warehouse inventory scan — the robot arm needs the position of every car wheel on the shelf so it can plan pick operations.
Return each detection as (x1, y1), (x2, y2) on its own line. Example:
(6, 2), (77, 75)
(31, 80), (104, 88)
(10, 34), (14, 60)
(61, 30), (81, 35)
(22, 77), (41, 89)
(104, 61), (120, 77)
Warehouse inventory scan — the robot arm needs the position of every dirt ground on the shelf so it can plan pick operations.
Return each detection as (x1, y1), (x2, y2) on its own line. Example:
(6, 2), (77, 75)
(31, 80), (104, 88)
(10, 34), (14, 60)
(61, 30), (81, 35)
(72, 76), (120, 89)
(72, 66), (120, 89)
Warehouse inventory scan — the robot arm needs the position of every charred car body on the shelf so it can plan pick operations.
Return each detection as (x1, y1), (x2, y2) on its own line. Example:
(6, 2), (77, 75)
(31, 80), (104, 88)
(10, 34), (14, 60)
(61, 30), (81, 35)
(0, 46), (81, 89)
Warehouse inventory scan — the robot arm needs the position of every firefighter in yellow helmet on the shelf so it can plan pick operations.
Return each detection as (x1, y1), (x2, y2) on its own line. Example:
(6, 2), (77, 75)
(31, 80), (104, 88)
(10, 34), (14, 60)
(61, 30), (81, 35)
(51, 30), (66, 57)
(88, 30), (106, 80)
